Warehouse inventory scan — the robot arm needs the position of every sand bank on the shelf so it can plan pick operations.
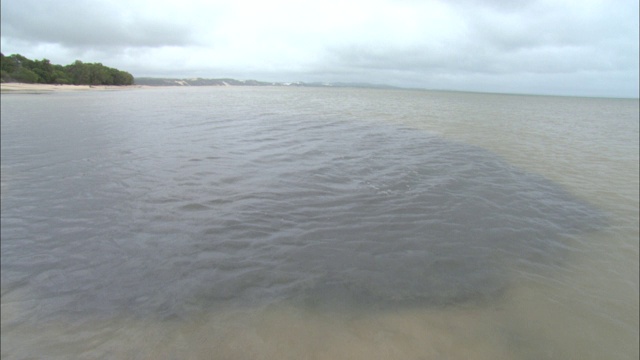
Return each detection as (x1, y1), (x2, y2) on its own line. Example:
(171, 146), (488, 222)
(0, 83), (149, 94)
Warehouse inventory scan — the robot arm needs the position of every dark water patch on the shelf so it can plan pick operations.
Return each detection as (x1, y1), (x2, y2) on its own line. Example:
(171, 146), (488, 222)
(179, 203), (210, 211)
(0, 109), (606, 321)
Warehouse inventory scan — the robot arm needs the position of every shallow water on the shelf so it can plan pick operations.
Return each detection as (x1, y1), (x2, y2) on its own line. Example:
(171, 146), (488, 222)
(1, 87), (638, 359)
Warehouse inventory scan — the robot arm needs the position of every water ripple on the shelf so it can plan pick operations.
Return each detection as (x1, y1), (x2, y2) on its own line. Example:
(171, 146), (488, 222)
(1, 98), (606, 321)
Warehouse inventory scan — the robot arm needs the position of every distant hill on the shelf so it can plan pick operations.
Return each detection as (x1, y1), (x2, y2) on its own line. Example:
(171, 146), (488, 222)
(134, 77), (398, 89)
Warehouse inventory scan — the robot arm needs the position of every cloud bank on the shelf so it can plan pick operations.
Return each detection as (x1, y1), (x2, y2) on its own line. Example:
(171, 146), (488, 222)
(1, 0), (638, 97)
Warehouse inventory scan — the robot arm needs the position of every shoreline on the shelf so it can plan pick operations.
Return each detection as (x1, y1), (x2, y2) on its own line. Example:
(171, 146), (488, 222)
(0, 83), (150, 94)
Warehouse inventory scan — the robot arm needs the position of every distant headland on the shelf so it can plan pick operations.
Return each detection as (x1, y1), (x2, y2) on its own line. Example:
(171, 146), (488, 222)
(1, 53), (134, 86)
(1, 53), (396, 90)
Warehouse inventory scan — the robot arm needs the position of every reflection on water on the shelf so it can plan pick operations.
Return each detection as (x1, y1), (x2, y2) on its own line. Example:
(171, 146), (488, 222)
(1, 88), (638, 359)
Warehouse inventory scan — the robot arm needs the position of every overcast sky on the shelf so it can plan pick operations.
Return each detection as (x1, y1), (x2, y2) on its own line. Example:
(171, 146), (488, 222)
(1, 0), (638, 97)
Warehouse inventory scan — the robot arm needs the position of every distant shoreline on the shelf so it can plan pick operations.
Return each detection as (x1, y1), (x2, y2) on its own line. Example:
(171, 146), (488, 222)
(2, 81), (635, 99)
(0, 83), (149, 94)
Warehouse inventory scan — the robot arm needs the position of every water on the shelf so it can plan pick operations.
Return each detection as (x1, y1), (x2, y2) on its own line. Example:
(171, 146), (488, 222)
(1, 87), (638, 359)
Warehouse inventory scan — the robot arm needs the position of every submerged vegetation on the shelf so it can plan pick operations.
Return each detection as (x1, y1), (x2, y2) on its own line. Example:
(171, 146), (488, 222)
(0, 53), (134, 85)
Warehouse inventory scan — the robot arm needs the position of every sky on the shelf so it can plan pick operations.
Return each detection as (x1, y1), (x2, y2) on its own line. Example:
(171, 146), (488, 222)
(1, 0), (638, 98)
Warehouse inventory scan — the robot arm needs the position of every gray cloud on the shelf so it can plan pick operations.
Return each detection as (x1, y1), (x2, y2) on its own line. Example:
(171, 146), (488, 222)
(326, 0), (637, 75)
(1, 0), (637, 97)
(1, 0), (194, 48)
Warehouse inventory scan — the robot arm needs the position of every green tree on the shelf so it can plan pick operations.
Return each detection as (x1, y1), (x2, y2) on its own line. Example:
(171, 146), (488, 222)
(0, 53), (13, 82)
(1, 54), (135, 85)
(11, 67), (40, 83)
(1, 70), (12, 82)
(1, 53), (19, 74)
(32, 59), (55, 83)
(111, 69), (134, 85)
(52, 68), (71, 84)
(65, 60), (90, 84)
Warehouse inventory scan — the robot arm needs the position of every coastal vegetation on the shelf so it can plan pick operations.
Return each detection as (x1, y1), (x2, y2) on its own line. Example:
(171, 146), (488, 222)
(0, 53), (134, 85)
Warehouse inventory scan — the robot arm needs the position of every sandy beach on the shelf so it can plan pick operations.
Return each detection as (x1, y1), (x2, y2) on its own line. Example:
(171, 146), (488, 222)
(0, 83), (149, 94)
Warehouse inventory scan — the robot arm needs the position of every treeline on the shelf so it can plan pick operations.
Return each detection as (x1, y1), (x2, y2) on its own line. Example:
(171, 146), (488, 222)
(0, 53), (134, 85)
